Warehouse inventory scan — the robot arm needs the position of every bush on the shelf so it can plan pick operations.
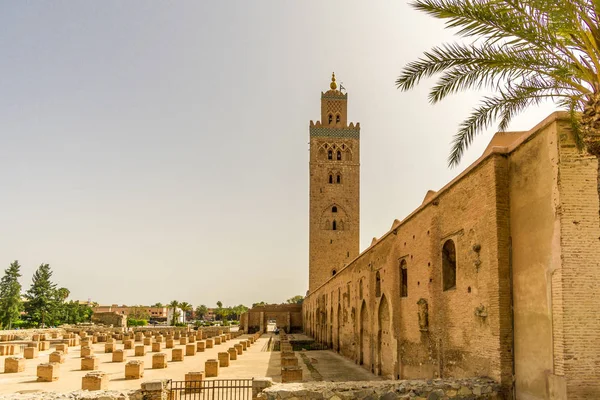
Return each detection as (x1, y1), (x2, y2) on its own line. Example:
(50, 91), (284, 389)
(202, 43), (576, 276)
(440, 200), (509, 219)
(127, 319), (147, 327)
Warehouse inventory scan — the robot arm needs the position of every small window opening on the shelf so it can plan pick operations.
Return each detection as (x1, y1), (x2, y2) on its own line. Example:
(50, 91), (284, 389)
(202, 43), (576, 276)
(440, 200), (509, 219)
(342, 144), (345, 149)
(359, 279), (364, 299)
(332, 206), (337, 213)
(332, 269), (337, 276)
(336, 114), (340, 123)
(328, 150), (333, 160)
(337, 151), (342, 160)
(328, 114), (333, 124)
(329, 175), (333, 184)
(375, 271), (381, 297)
(332, 220), (337, 230)
(336, 174), (341, 183)
(400, 259), (408, 297)
(442, 239), (457, 291)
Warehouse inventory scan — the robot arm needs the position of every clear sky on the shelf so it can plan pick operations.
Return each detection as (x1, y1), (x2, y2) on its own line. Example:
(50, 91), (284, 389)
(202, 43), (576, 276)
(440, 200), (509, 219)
(0, 1), (556, 308)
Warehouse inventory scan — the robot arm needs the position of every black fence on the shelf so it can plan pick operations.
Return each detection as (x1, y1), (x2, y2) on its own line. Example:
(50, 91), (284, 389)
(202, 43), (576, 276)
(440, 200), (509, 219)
(168, 379), (253, 400)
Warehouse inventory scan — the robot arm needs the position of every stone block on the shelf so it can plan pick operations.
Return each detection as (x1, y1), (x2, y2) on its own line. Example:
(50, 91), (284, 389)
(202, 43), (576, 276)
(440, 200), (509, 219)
(205, 338), (213, 348)
(196, 331), (203, 340)
(214, 336), (221, 345)
(55, 343), (68, 354)
(172, 348), (184, 361)
(37, 363), (59, 382)
(143, 337), (152, 346)
(134, 345), (146, 357)
(4, 357), (25, 373)
(152, 353), (167, 369)
(186, 343), (196, 356)
(24, 347), (38, 359)
(112, 349), (126, 362)
(152, 342), (161, 352)
(174, 332), (180, 340)
(166, 339), (174, 348)
(228, 347), (237, 360)
(179, 337), (188, 345)
(185, 372), (204, 393)
(234, 344), (243, 355)
(82, 371), (108, 391)
(245, 339), (251, 348)
(196, 341), (205, 352)
(81, 356), (98, 371)
(105, 343), (115, 353)
(218, 352), (230, 367)
(281, 356), (298, 367)
(125, 360), (144, 380)
(81, 346), (93, 357)
(205, 359), (219, 377)
(281, 366), (302, 383)
(134, 333), (143, 342)
(49, 351), (65, 364)
(124, 339), (134, 349)
(155, 336), (164, 343)
(39, 341), (50, 351)
(240, 341), (247, 350)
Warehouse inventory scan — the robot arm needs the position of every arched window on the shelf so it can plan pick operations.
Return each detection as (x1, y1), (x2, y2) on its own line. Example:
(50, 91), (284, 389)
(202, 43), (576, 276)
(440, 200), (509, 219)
(375, 271), (381, 297)
(336, 174), (341, 184)
(332, 220), (337, 230)
(337, 151), (342, 160)
(329, 175), (333, 184)
(328, 150), (333, 160)
(442, 239), (457, 291)
(400, 259), (408, 297)
(336, 114), (340, 123)
(332, 269), (337, 276)
(328, 114), (333, 124)
(332, 206), (337, 213)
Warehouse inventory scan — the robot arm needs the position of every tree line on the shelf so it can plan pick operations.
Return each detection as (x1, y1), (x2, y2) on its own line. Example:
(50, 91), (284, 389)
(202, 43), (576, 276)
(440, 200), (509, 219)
(0, 261), (92, 329)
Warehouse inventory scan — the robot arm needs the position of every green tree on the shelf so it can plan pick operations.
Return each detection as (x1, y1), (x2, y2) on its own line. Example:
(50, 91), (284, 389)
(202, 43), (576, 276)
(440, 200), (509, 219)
(252, 301), (266, 308)
(25, 264), (58, 327)
(215, 301), (223, 321)
(150, 302), (163, 308)
(129, 305), (150, 320)
(286, 295), (304, 304)
(179, 302), (192, 321)
(195, 304), (208, 320)
(396, 0), (600, 169)
(168, 300), (180, 325)
(0, 261), (23, 329)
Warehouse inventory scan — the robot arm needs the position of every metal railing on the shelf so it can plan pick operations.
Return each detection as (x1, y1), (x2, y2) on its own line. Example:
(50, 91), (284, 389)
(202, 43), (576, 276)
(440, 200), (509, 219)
(168, 379), (253, 400)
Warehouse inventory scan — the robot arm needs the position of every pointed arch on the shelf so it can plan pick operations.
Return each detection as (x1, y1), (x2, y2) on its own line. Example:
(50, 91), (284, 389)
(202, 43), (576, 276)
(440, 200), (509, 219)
(359, 300), (368, 366)
(377, 295), (391, 376)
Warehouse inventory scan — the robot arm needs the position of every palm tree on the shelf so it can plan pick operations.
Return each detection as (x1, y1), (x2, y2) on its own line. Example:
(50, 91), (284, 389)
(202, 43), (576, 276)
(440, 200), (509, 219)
(168, 300), (179, 325)
(179, 302), (192, 322)
(396, 0), (600, 170)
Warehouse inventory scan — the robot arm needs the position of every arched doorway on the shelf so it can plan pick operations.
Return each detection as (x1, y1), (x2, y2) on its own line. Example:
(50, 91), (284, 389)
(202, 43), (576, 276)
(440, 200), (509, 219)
(377, 295), (391, 376)
(329, 307), (333, 348)
(359, 300), (368, 366)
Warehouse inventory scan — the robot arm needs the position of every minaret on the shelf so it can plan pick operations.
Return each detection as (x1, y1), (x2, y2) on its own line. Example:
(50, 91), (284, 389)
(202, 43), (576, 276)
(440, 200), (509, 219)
(308, 73), (360, 293)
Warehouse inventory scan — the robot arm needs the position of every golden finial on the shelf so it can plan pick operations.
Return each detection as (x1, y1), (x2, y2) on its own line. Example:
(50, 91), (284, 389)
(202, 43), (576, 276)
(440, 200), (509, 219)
(330, 72), (337, 90)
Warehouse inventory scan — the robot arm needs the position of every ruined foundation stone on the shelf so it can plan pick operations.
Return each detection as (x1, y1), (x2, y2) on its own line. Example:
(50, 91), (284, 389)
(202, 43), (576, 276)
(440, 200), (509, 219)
(234, 344), (243, 355)
(81, 371), (108, 391)
(218, 352), (230, 367)
(179, 337), (188, 345)
(4, 357), (25, 373)
(37, 363), (59, 382)
(228, 347), (237, 360)
(281, 366), (302, 383)
(197, 341), (205, 352)
(49, 351), (65, 364)
(166, 339), (174, 349)
(152, 342), (161, 352)
(55, 343), (68, 353)
(80, 346), (93, 357)
(105, 342), (115, 353)
(281, 356), (298, 367)
(185, 372), (204, 393)
(81, 355), (98, 371)
(152, 353), (167, 369)
(125, 360), (144, 380)
(214, 336), (221, 345)
(124, 339), (134, 349)
(134, 345), (146, 357)
(172, 348), (184, 362)
(112, 349), (126, 362)
(205, 338), (213, 348)
(205, 359), (219, 377)
(24, 347), (38, 359)
(186, 343), (196, 356)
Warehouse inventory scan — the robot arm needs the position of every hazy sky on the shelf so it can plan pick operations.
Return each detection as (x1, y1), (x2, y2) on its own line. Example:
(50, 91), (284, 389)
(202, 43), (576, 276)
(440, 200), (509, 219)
(0, 1), (556, 308)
